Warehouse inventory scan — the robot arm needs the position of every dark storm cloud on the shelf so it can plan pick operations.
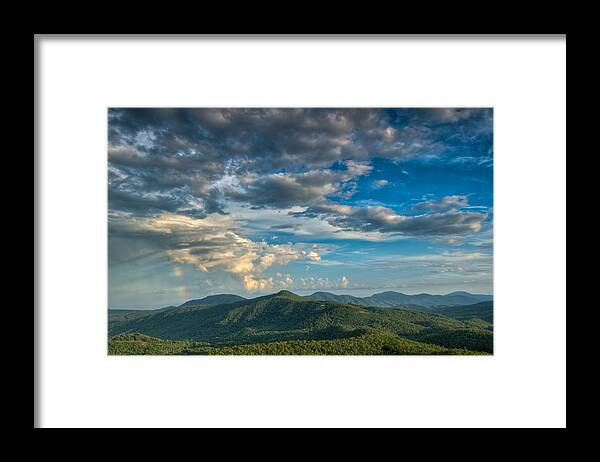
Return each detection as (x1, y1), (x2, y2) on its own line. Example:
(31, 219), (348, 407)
(109, 108), (390, 172)
(222, 161), (373, 208)
(108, 108), (490, 218)
(108, 107), (492, 255)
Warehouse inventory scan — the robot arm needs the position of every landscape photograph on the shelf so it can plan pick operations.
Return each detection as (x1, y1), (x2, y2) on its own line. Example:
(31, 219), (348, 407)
(108, 108), (493, 355)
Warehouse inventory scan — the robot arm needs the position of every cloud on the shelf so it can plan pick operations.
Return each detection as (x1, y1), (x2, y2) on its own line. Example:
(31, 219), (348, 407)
(411, 195), (470, 213)
(225, 204), (396, 243)
(291, 196), (487, 237)
(109, 108), (427, 169)
(365, 250), (492, 276)
(277, 273), (294, 289)
(298, 275), (353, 290)
(422, 108), (479, 123)
(270, 223), (301, 231)
(108, 109), (491, 219)
(372, 179), (390, 189)
(220, 161), (373, 208)
(109, 213), (321, 291)
(447, 155), (494, 168)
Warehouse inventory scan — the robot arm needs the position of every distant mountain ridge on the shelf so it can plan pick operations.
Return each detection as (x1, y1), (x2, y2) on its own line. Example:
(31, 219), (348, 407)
(304, 290), (492, 309)
(179, 294), (246, 307)
(174, 290), (491, 310)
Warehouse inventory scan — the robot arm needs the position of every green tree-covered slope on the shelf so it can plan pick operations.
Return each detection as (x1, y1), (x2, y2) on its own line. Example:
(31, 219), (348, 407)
(108, 291), (493, 354)
(431, 301), (493, 324)
(108, 331), (488, 356)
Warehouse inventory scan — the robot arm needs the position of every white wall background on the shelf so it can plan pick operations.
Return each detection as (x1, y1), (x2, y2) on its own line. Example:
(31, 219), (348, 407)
(36, 36), (566, 428)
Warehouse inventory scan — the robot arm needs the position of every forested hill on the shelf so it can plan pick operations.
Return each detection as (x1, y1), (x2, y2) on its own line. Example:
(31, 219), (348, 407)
(108, 290), (493, 355)
(431, 301), (493, 323)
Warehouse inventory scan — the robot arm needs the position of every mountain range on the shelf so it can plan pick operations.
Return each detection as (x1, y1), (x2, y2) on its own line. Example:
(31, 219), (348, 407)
(172, 290), (491, 310)
(108, 290), (493, 355)
(304, 290), (491, 309)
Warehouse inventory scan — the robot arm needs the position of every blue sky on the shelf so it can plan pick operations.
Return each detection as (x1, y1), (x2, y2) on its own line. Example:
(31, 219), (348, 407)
(108, 108), (493, 309)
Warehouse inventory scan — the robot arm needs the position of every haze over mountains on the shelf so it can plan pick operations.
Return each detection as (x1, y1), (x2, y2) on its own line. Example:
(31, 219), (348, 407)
(108, 290), (493, 355)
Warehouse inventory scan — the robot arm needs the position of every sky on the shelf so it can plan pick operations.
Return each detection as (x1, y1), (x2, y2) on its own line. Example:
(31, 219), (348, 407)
(108, 108), (493, 309)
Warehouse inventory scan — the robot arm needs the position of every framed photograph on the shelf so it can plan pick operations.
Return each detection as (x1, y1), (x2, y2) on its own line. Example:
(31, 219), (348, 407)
(35, 34), (566, 428)
(107, 107), (494, 356)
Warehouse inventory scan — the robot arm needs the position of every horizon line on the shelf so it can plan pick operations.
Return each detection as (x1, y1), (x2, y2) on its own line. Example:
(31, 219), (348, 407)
(108, 288), (494, 311)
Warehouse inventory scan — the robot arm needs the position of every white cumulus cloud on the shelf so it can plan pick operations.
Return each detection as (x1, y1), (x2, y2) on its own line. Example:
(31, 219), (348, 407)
(109, 213), (321, 291)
